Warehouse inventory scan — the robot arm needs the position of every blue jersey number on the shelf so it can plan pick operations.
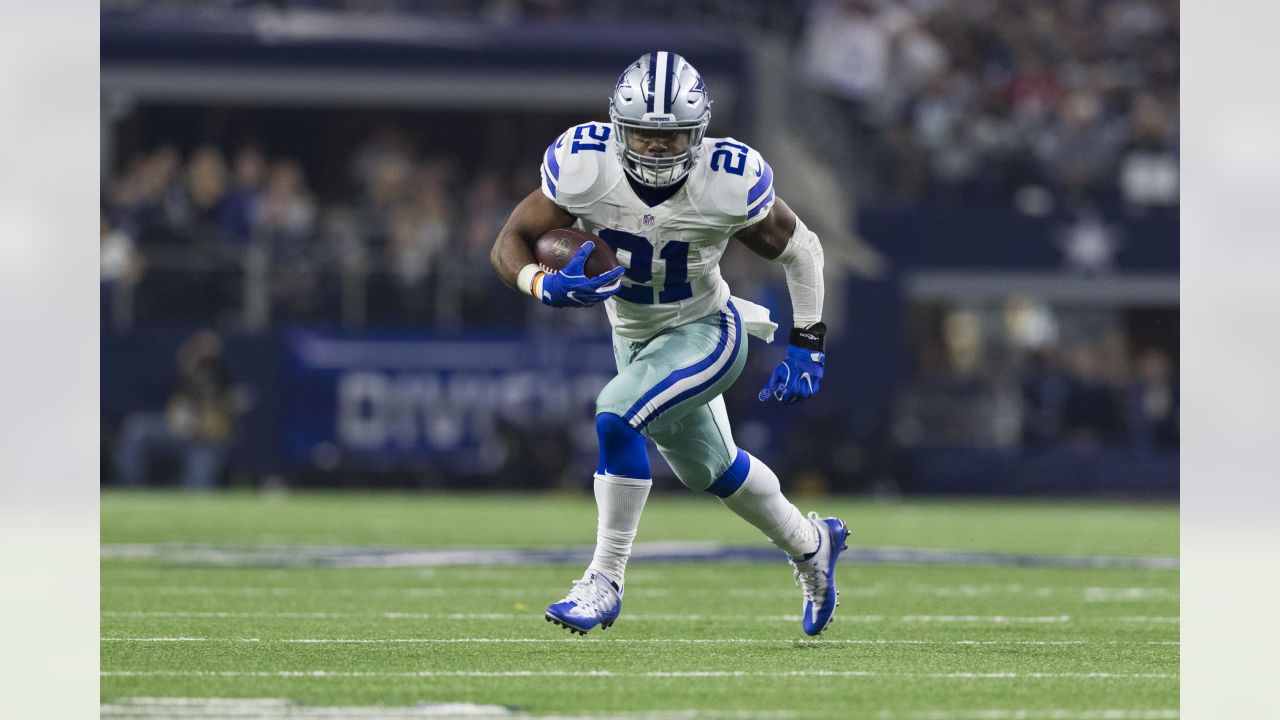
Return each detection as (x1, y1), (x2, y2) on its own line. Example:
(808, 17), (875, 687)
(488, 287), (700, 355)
(709, 141), (748, 176)
(571, 125), (611, 154)
(598, 229), (692, 304)
(658, 241), (692, 303)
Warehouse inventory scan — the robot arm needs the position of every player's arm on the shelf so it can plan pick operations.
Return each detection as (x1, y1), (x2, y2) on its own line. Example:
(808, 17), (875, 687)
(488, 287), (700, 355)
(490, 189), (576, 290)
(490, 189), (624, 307)
(734, 196), (825, 333)
(734, 196), (827, 403)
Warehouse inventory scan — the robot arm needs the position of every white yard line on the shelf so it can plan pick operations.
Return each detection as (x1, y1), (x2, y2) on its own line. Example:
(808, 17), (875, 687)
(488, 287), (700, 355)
(100, 670), (1178, 680)
(101, 610), (1181, 624)
(875, 707), (1172, 712)
(101, 586), (871, 599)
(1083, 588), (1179, 603)
(896, 615), (1074, 623)
(99, 585), (1179, 601)
(98, 698), (1179, 719)
(100, 698), (806, 719)
(105, 611), (357, 619)
(103, 637), (262, 642)
(100, 697), (519, 718)
(97, 586), (779, 596)
(98, 576), (1178, 601)
(100, 636), (1179, 646)
(98, 542), (1181, 571)
(101, 577), (1176, 598)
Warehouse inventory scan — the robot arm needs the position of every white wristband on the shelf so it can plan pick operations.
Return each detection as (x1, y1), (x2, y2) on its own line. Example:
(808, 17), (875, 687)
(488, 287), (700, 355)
(516, 263), (545, 300)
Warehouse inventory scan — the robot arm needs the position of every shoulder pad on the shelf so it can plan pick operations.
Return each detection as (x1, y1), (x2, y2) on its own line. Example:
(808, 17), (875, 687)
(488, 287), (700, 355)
(694, 137), (775, 226)
(540, 122), (617, 210)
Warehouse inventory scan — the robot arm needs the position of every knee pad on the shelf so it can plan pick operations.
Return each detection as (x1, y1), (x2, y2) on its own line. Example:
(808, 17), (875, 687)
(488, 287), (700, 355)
(595, 412), (650, 479)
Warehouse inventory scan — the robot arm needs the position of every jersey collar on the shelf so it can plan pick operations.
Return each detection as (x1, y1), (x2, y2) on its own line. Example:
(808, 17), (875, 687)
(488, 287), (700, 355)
(625, 173), (688, 208)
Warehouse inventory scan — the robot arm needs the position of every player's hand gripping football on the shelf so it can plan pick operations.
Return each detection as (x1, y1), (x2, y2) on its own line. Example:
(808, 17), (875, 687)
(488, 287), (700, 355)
(759, 323), (826, 404)
(540, 241), (626, 308)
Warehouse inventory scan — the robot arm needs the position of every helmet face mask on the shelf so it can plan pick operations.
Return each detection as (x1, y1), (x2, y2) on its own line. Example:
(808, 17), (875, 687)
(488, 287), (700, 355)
(613, 124), (699, 187)
(609, 51), (711, 188)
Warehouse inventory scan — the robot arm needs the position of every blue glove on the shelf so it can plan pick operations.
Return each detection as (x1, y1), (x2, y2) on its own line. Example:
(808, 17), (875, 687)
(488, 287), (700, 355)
(539, 241), (626, 308)
(759, 324), (827, 403)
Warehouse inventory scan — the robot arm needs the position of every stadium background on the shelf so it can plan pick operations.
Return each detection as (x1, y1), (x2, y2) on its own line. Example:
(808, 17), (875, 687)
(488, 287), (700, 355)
(99, 0), (1179, 497)
(94, 2), (1182, 717)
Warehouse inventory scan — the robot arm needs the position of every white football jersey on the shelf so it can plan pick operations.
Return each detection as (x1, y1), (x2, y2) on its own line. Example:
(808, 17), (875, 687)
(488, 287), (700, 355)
(540, 121), (776, 342)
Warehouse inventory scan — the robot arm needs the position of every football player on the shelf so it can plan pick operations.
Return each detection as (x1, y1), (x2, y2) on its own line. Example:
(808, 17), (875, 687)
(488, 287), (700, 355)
(490, 52), (847, 636)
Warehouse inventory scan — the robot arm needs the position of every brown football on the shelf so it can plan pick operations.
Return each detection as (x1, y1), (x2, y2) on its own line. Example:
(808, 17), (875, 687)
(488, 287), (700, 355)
(534, 228), (620, 278)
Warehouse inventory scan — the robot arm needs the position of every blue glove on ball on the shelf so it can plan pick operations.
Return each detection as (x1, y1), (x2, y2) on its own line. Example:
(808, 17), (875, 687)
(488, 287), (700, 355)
(759, 323), (827, 404)
(540, 241), (626, 308)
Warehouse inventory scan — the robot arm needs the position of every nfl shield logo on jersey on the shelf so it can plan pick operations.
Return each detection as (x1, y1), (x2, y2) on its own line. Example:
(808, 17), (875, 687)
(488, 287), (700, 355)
(642, 213), (655, 228)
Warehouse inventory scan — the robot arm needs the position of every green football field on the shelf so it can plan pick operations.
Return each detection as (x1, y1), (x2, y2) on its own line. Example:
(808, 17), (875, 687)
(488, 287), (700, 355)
(101, 491), (1179, 719)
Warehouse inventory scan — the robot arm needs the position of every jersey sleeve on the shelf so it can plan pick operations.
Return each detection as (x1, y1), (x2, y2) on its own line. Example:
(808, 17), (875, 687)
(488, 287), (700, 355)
(540, 122), (614, 212)
(742, 147), (776, 226)
(699, 138), (776, 231)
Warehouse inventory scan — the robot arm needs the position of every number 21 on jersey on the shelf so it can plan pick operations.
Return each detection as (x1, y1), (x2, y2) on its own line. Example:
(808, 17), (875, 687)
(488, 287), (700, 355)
(597, 229), (692, 305)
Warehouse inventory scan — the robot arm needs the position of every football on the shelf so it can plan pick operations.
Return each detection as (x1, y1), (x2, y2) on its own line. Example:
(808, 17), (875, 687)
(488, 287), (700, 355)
(534, 228), (620, 278)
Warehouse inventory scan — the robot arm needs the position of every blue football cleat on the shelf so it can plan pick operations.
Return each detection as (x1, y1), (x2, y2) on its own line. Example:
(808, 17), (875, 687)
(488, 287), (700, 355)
(545, 570), (623, 635)
(791, 513), (849, 636)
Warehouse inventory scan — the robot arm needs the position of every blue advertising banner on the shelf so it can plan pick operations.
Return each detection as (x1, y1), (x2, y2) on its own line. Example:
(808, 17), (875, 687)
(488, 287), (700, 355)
(282, 329), (617, 474)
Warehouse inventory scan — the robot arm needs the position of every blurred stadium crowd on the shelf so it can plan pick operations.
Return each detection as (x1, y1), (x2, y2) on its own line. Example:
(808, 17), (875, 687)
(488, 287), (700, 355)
(101, 0), (1178, 491)
(103, 0), (1178, 317)
(804, 0), (1178, 209)
(106, 0), (1178, 210)
(103, 126), (535, 328)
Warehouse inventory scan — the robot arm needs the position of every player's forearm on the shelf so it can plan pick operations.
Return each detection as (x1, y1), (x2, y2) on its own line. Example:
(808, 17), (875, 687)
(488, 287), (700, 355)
(493, 189), (578, 291)
(774, 216), (825, 328)
(490, 229), (538, 290)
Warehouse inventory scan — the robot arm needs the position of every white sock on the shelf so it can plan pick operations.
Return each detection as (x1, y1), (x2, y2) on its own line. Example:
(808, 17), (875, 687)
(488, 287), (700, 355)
(719, 453), (819, 558)
(587, 473), (652, 587)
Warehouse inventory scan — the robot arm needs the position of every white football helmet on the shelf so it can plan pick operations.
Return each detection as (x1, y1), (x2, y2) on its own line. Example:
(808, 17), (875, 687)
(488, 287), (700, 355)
(609, 51), (711, 188)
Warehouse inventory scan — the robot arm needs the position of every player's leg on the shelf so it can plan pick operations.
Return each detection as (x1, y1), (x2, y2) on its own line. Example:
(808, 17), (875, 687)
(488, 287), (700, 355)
(649, 397), (819, 559)
(545, 421), (643, 634)
(544, 333), (652, 634)
(648, 389), (849, 636)
(586, 410), (651, 586)
(546, 302), (745, 634)
(591, 301), (748, 580)
(624, 299), (814, 559)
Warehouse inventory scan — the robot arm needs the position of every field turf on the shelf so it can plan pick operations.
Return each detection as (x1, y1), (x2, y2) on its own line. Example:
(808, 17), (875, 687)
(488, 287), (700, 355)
(101, 491), (1179, 719)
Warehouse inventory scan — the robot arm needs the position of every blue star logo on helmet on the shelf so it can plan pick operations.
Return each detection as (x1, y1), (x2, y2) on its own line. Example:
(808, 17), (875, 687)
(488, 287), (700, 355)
(689, 75), (706, 98)
(616, 61), (641, 89)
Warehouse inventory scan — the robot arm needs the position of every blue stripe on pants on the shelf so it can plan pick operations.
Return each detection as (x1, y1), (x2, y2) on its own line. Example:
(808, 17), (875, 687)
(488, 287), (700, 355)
(622, 300), (743, 431)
